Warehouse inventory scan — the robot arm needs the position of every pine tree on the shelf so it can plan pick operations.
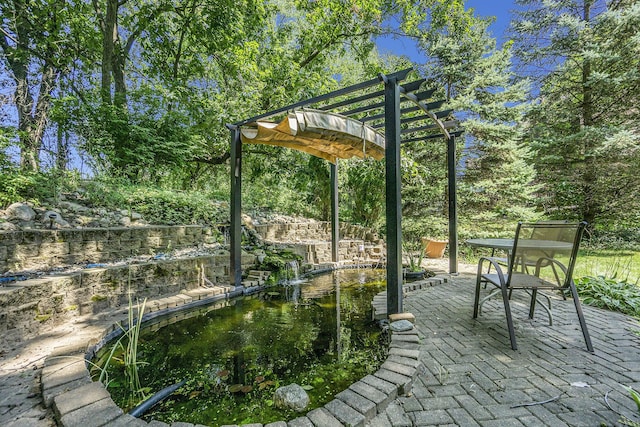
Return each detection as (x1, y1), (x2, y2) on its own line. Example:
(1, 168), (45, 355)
(403, 2), (536, 237)
(511, 0), (640, 229)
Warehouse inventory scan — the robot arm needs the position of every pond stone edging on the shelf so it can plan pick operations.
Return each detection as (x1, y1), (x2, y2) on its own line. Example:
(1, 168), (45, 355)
(41, 275), (447, 427)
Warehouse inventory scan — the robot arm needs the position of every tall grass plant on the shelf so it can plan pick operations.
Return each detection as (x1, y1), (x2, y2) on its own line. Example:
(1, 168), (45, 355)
(93, 291), (150, 408)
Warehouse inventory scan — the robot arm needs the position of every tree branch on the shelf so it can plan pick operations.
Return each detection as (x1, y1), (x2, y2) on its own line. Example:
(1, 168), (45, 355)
(298, 30), (373, 68)
(191, 152), (230, 165)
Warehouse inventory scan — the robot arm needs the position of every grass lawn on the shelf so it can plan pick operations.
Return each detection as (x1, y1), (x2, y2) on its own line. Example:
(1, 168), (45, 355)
(575, 249), (640, 284)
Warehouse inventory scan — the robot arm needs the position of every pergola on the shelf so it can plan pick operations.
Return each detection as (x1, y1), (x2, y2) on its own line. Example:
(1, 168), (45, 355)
(227, 68), (462, 315)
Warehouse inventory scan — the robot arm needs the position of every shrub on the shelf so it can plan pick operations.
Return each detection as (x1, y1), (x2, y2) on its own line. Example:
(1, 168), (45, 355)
(576, 276), (640, 318)
(0, 169), (77, 208)
(82, 178), (228, 225)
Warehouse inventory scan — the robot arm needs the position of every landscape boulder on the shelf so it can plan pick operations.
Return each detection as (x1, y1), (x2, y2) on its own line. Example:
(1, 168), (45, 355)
(6, 202), (36, 221)
(390, 319), (414, 332)
(41, 210), (70, 228)
(274, 384), (310, 411)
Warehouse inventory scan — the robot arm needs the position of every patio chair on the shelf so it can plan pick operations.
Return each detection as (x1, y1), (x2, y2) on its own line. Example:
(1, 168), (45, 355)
(473, 221), (593, 352)
(489, 220), (570, 278)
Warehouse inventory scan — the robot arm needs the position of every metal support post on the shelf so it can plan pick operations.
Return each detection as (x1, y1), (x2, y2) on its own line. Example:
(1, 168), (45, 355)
(229, 126), (243, 287)
(384, 74), (404, 315)
(331, 161), (339, 263)
(447, 134), (458, 274)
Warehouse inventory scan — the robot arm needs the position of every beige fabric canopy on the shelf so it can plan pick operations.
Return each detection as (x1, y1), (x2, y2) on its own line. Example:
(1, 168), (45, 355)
(240, 109), (385, 163)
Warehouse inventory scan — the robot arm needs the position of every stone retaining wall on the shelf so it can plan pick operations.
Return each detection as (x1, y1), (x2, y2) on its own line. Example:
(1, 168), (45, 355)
(0, 222), (386, 352)
(254, 221), (380, 243)
(0, 225), (217, 273)
(0, 252), (256, 349)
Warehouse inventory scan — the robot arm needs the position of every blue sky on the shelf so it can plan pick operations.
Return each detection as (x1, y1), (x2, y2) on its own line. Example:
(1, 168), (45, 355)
(376, 0), (515, 61)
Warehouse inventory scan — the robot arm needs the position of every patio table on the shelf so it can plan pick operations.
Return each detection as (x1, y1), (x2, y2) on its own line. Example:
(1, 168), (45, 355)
(466, 238), (573, 276)
(466, 238), (572, 251)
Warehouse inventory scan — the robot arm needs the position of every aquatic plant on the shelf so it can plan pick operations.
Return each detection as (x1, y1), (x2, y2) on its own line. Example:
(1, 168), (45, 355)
(94, 291), (149, 407)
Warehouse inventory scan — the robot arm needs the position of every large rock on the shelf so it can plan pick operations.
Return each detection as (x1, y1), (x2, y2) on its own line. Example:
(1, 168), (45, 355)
(59, 201), (90, 213)
(274, 384), (310, 411)
(390, 319), (414, 332)
(6, 202), (36, 221)
(0, 221), (18, 231)
(41, 210), (70, 228)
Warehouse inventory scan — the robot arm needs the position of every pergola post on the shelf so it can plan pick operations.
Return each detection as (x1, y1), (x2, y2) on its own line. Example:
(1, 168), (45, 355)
(447, 134), (459, 274)
(229, 126), (243, 287)
(331, 161), (339, 263)
(384, 74), (403, 315)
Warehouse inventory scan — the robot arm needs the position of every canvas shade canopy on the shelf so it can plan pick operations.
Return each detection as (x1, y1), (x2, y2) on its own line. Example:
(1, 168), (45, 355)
(239, 109), (386, 163)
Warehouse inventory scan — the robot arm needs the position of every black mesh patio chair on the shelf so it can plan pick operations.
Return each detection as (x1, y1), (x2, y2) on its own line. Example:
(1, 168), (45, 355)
(473, 221), (593, 352)
(487, 220), (570, 280)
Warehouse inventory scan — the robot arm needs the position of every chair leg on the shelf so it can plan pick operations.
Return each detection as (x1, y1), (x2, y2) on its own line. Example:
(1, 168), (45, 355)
(568, 282), (594, 352)
(500, 285), (518, 350)
(551, 264), (567, 300)
(529, 289), (538, 319)
(473, 269), (483, 319)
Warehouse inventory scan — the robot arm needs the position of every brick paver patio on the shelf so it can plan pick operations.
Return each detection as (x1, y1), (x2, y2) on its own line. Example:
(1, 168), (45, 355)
(370, 272), (640, 426)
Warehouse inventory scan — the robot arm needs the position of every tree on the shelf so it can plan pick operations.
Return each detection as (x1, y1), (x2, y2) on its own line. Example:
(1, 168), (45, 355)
(401, 1), (536, 236)
(344, 157), (386, 228)
(0, 0), (85, 171)
(511, 0), (640, 228)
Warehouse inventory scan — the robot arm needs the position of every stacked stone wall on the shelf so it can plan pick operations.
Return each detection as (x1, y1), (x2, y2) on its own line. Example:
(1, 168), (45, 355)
(0, 225), (216, 273)
(254, 222), (380, 243)
(0, 247), (255, 349)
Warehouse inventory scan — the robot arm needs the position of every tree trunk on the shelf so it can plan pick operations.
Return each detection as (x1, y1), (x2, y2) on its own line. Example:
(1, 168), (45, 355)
(581, 0), (597, 227)
(56, 126), (69, 171)
(112, 45), (127, 107)
(100, 0), (118, 104)
(8, 18), (57, 171)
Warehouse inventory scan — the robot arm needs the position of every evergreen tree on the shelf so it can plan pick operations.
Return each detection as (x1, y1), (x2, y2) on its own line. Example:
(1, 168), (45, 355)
(402, 2), (536, 237)
(511, 0), (640, 229)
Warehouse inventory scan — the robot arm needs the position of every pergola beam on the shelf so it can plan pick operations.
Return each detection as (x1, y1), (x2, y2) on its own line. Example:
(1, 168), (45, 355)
(319, 79), (427, 112)
(339, 88), (434, 117)
(401, 118), (458, 135)
(401, 130), (464, 145)
(360, 100), (446, 123)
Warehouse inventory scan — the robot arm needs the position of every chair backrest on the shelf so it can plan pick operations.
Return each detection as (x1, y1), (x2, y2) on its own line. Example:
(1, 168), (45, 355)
(508, 221), (587, 288)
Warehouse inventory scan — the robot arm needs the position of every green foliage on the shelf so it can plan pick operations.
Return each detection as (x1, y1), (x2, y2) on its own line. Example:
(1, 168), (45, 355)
(585, 229), (640, 252)
(576, 276), (640, 318)
(623, 385), (640, 413)
(401, 0), (537, 232)
(77, 105), (194, 181)
(259, 250), (303, 283)
(0, 169), (77, 208)
(93, 293), (149, 408)
(575, 248), (640, 286)
(402, 240), (424, 272)
(82, 178), (228, 225)
(512, 0), (640, 228)
(343, 157), (385, 229)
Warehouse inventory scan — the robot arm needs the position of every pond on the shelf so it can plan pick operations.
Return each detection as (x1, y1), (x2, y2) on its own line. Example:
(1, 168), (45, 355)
(93, 268), (388, 426)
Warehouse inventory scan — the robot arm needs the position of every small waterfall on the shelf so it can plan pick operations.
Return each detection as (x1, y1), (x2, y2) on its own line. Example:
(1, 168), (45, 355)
(284, 260), (300, 283)
(282, 260), (302, 305)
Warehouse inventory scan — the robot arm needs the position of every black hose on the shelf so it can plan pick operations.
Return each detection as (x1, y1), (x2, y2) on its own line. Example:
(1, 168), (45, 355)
(129, 379), (187, 418)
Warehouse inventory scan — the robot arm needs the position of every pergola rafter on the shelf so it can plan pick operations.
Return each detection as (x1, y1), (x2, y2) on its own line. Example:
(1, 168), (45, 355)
(227, 68), (463, 315)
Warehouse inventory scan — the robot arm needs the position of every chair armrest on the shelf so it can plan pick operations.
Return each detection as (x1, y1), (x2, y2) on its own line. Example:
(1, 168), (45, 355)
(477, 256), (507, 284)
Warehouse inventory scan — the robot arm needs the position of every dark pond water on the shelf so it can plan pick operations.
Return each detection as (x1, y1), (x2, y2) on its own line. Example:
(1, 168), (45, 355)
(94, 268), (388, 426)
